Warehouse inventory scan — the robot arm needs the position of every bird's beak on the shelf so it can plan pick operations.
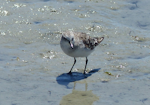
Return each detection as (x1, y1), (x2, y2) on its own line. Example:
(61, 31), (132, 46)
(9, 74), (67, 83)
(70, 41), (74, 49)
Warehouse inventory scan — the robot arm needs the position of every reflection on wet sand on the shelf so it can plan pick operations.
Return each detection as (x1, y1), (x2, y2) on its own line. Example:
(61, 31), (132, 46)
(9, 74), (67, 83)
(60, 82), (99, 105)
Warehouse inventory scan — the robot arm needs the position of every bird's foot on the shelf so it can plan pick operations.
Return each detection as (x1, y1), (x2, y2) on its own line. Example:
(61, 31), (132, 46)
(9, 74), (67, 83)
(67, 71), (72, 75)
(83, 71), (88, 74)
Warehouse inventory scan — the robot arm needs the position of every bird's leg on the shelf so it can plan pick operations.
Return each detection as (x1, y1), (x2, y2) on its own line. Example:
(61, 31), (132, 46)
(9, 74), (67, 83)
(84, 57), (88, 74)
(68, 57), (76, 74)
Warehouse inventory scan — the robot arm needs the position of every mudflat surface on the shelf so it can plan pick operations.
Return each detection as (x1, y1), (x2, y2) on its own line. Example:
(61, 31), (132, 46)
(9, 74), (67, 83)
(0, 0), (150, 105)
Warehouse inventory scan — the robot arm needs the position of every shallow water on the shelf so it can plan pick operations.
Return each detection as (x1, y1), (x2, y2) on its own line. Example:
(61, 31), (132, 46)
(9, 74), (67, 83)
(0, 0), (150, 105)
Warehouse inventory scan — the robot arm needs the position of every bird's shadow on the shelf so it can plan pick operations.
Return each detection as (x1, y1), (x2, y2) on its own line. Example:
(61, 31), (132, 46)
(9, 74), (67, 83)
(56, 68), (100, 88)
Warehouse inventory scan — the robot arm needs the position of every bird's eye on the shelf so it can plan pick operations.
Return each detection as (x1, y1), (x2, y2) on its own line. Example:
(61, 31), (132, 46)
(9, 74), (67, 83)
(71, 38), (74, 41)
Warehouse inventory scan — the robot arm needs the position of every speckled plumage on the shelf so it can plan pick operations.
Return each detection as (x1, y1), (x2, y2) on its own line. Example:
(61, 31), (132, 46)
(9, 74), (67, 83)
(60, 31), (104, 74)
